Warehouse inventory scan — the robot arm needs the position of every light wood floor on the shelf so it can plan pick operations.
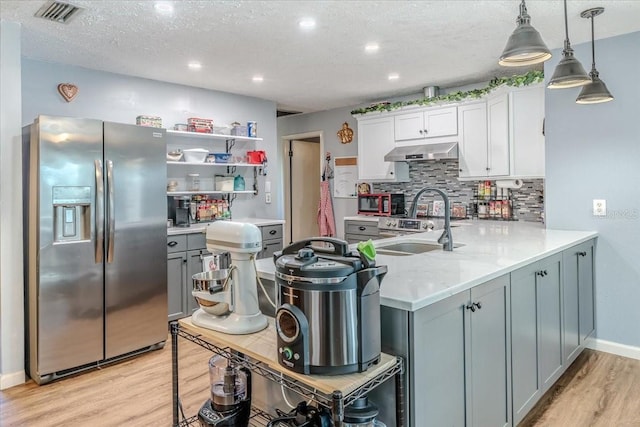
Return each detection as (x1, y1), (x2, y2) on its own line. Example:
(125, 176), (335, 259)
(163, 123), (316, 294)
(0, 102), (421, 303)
(1, 343), (639, 426)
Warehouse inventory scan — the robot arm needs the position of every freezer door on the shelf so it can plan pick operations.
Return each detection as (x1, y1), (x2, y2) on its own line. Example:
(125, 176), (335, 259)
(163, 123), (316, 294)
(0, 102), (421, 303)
(30, 116), (105, 377)
(103, 122), (167, 359)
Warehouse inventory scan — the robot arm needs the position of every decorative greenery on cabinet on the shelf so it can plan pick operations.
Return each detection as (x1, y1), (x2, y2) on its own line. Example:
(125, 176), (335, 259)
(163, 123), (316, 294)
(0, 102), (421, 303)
(351, 71), (544, 115)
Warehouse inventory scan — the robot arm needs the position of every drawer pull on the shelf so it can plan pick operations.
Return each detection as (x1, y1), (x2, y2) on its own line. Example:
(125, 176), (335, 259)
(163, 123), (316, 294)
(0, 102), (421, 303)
(578, 251), (587, 257)
(168, 241), (178, 247)
(269, 229), (277, 235)
(466, 303), (476, 312)
(359, 226), (366, 231)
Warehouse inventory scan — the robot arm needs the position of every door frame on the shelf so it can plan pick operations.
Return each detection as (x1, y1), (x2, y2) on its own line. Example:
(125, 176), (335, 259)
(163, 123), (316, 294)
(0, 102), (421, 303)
(280, 131), (324, 245)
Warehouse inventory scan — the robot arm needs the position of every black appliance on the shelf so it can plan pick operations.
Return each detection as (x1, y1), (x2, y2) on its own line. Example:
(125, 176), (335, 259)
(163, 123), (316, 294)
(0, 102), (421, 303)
(169, 196), (190, 227)
(274, 238), (387, 375)
(266, 402), (332, 427)
(357, 193), (405, 216)
(197, 355), (251, 427)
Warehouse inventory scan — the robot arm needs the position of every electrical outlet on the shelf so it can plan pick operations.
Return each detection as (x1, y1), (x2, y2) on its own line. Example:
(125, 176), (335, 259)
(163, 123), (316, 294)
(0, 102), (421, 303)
(265, 193), (272, 204)
(593, 199), (606, 216)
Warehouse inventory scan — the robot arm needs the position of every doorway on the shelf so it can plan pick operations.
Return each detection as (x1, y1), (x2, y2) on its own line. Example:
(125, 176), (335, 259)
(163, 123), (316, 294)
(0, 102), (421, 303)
(282, 132), (323, 245)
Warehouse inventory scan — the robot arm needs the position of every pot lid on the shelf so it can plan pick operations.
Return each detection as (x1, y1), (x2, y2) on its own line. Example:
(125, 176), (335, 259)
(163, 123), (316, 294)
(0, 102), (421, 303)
(275, 247), (361, 280)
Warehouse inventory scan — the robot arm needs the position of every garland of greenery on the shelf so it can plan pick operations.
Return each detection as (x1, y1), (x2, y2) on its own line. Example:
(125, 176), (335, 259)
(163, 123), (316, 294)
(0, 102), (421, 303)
(350, 70), (544, 115)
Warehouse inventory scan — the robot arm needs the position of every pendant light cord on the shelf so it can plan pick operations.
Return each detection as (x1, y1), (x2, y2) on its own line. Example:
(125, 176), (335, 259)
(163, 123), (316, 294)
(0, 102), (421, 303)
(563, 0), (570, 43)
(590, 14), (596, 71)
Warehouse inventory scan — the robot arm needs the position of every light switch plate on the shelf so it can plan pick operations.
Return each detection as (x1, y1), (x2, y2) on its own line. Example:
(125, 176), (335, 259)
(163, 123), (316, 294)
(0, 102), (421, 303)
(593, 199), (606, 216)
(265, 181), (271, 193)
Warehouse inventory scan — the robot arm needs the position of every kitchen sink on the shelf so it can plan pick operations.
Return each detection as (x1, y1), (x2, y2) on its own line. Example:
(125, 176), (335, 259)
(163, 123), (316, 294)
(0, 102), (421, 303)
(375, 240), (464, 256)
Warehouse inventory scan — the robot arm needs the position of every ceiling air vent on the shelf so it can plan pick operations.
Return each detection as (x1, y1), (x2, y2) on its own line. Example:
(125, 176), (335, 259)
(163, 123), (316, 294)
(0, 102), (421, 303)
(34, 0), (82, 24)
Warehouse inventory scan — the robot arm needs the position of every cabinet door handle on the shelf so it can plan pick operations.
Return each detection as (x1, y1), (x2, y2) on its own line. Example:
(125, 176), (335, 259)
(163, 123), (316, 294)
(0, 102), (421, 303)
(486, 167), (491, 171)
(466, 303), (476, 312)
(424, 129), (428, 134)
(459, 169), (463, 172)
(359, 226), (366, 231)
(544, 270), (548, 276)
(474, 301), (482, 310)
(168, 241), (178, 247)
(269, 229), (277, 235)
(536, 270), (544, 277)
(419, 129), (423, 134)
(578, 251), (587, 257)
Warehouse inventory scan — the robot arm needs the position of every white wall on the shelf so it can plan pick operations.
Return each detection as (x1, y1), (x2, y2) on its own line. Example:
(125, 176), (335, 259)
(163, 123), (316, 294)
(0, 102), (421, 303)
(0, 20), (25, 389)
(545, 31), (640, 350)
(21, 58), (279, 220)
(278, 107), (359, 239)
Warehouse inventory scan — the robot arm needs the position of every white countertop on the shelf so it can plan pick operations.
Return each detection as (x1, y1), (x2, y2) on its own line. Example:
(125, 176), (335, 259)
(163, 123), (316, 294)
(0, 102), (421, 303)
(168, 218), (285, 235)
(255, 221), (597, 312)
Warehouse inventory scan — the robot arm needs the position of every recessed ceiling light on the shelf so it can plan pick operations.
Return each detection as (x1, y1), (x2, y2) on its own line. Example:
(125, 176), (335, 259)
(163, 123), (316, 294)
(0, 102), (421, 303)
(388, 73), (400, 81)
(298, 18), (316, 29)
(154, 1), (173, 14)
(188, 62), (202, 70)
(365, 43), (379, 53)
(252, 76), (264, 83)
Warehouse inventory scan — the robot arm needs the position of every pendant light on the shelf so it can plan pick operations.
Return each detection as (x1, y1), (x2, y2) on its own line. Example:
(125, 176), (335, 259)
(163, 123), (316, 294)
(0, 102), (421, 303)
(499, 0), (552, 67)
(548, 0), (590, 88)
(576, 7), (614, 104)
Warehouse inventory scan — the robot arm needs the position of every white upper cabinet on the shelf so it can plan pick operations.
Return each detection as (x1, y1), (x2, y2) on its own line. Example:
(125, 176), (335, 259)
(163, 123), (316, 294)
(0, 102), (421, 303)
(394, 106), (458, 144)
(357, 115), (409, 182)
(458, 102), (489, 179)
(510, 85), (545, 178)
(458, 84), (544, 180)
(487, 93), (510, 177)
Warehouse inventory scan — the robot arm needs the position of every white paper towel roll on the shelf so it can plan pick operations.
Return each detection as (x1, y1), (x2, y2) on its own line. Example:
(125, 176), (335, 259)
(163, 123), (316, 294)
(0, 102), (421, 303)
(495, 179), (523, 189)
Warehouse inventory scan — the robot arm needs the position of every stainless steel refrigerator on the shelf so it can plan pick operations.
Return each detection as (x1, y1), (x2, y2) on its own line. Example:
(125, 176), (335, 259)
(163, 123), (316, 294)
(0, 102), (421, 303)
(23, 115), (168, 384)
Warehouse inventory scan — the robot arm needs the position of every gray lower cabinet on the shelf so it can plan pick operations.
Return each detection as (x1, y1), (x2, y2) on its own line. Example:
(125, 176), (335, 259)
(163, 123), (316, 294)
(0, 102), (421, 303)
(373, 241), (595, 427)
(510, 253), (563, 426)
(467, 276), (511, 427)
(562, 239), (596, 365)
(167, 251), (187, 321)
(167, 233), (210, 320)
(344, 220), (379, 244)
(375, 274), (510, 427)
(258, 224), (283, 259)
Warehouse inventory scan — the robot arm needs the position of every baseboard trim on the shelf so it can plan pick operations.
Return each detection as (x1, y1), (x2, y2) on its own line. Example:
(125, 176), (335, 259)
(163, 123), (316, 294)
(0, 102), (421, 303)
(0, 370), (26, 390)
(586, 338), (640, 360)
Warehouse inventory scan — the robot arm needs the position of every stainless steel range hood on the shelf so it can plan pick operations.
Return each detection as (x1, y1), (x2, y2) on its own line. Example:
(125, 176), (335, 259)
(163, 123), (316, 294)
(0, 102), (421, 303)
(384, 142), (458, 162)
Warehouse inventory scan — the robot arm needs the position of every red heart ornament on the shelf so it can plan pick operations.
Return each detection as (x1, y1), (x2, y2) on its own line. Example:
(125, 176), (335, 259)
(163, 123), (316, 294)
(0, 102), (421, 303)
(57, 83), (78, 102)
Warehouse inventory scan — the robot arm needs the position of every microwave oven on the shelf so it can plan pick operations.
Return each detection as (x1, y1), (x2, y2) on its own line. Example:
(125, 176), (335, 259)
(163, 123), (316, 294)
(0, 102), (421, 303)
(357, 193), (405, 216)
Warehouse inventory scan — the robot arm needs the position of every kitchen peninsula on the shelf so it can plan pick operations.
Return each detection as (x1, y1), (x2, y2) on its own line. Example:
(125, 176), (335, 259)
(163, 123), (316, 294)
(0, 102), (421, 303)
(255, 221), (597, 426)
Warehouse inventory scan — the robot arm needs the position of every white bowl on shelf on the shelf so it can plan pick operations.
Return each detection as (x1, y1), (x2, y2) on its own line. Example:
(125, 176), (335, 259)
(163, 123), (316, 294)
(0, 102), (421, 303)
(183, 148), (209, 163)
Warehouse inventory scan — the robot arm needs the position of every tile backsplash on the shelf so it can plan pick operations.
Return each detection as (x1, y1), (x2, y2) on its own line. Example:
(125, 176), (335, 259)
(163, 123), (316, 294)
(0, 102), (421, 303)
(372, 160), (544, 222)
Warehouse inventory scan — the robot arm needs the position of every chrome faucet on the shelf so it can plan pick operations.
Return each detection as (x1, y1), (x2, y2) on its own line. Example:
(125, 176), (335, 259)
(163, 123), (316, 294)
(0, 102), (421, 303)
(409, 187), (453, 251)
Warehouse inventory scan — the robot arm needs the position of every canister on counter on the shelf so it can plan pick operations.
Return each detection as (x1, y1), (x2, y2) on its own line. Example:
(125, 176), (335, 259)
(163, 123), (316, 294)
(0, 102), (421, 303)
(247, 121), (257, 138)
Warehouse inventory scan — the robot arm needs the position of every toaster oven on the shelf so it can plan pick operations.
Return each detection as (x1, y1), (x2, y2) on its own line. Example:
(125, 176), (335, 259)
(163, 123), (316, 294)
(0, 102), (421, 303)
(357, 193), (405, 216)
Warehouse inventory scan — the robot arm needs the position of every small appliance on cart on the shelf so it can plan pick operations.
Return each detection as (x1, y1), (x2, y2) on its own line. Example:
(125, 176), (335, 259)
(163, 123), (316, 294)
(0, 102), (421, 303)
(197, 355), (251, 427)
(273, 238), (387, 375)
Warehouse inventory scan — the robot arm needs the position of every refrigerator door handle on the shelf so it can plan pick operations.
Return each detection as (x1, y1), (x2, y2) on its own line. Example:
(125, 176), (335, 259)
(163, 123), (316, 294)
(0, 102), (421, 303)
(106, 159), (115, 263)
(95, 159), (104, 263)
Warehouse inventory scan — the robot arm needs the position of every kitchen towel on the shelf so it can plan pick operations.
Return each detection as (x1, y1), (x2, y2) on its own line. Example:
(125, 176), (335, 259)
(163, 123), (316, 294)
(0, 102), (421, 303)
(318, 180), (336, 237)
(495, 179), (523, 189)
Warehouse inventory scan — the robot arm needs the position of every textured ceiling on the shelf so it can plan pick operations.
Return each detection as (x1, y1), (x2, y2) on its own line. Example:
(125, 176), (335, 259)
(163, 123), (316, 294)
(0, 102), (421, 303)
(1, 0), (639, 113)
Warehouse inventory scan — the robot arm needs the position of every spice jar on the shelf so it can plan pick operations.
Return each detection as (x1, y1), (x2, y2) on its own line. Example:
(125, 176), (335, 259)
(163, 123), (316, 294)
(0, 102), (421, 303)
(187, 173), (200, 191)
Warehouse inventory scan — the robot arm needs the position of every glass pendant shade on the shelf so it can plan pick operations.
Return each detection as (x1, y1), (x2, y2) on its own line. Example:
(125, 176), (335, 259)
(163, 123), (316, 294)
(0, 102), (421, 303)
(499, 0), (551, 67)
(548, 0), (590, 88)
(576, 71), (614, 104)
(575, 7), (614, 104)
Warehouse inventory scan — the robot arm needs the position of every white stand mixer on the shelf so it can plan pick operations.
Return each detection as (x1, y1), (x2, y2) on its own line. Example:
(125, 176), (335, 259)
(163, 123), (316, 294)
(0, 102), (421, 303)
(191, 221), (268, 334)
